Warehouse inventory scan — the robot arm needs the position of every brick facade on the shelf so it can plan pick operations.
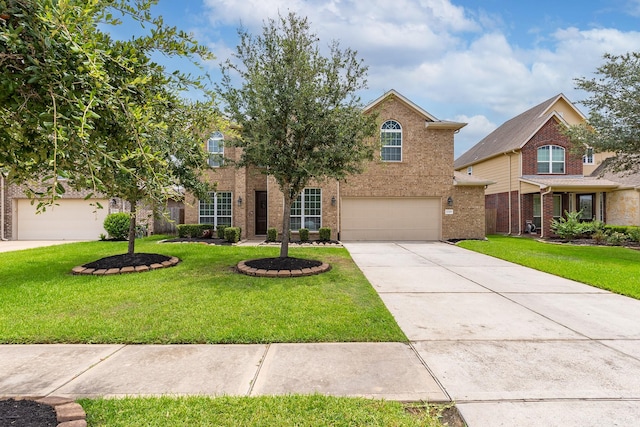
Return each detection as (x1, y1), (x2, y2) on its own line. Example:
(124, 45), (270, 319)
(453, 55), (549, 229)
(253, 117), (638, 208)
(521, 119), (583, 176)
(184, 91), (487, 241)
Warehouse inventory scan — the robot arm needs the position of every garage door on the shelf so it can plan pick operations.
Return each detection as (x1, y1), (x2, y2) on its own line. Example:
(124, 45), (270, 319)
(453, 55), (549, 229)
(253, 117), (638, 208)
(16, 199), (109, 240)
(341, 197), (441, 241)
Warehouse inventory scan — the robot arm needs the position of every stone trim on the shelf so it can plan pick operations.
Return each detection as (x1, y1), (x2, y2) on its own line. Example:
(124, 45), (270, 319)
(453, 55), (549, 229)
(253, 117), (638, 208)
(236, 260), (331, 278)
(0, 396), (87, 427)
(71, 257), (180, 276)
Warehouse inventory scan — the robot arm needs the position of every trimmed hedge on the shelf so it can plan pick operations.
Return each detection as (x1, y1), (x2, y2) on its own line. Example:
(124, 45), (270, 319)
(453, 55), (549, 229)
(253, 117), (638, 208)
(267, 227), (277, 242)
(177, 224), (215, 238)
(103, 213), (130, 240)
(319, 227), (331, 241)
(224, 227), (241, 243)
(299, 228), (309, 242)
(216, 225), (228, 239)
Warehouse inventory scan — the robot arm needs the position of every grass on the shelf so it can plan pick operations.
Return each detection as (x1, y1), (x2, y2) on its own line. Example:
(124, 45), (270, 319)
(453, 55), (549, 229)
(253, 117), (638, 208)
(0, 236), (405, 344)
(79, 395), (451, 427)
(458, 234), (640, 299)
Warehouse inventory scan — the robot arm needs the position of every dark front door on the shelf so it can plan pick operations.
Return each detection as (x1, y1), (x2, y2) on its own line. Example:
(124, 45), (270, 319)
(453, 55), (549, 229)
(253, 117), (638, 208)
(255, 191), (268, 235)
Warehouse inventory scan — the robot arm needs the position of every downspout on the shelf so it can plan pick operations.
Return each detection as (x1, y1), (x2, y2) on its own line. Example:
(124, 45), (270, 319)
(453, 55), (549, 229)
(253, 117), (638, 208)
(0, 173), (6, 241)
(540, 186), (553, 238)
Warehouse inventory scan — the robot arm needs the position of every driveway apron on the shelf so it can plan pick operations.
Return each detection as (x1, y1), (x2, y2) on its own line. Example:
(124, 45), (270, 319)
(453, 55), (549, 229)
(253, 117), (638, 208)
(344, 241), (640, 427)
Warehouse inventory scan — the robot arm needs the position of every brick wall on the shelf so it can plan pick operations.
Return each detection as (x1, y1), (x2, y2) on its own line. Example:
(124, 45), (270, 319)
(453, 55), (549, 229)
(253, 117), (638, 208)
(521, 118), (583, 175)
(444, 185), (487, 239)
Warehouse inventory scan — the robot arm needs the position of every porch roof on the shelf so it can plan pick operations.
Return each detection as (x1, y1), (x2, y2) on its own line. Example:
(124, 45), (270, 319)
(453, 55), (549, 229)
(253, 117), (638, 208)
(520, 175), (620, 192)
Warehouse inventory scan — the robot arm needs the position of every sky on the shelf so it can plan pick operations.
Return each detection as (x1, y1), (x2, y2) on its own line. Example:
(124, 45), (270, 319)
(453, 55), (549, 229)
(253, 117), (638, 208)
(110, 0), (640, 157)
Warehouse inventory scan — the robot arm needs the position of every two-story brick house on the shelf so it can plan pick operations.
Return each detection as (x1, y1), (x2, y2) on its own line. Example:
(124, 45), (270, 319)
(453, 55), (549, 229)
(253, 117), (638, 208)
(185, 89), (490, 241)
(454, 93), (639, 238)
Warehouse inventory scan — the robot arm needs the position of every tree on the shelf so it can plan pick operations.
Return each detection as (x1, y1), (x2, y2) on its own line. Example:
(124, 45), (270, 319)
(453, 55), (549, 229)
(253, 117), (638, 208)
(0, 0), (221, 254)
(566, 52), (640, 173)
(218, 13), (377, 258)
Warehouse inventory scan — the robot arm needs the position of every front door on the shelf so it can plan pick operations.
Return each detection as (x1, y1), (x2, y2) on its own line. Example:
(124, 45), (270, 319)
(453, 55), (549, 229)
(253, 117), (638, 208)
(255, 191), (268, 235)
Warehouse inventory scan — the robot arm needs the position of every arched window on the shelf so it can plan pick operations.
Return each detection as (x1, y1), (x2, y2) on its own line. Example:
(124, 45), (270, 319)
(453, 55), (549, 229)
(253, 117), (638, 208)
(207, 131), (224, 167)
(381, 120), (402, 162)
(537, 145), (565, 174)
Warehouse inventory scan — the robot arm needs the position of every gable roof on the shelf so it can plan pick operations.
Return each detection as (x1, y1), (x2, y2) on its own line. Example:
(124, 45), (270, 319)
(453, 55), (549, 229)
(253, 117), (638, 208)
(366, 89), (466, 131)
(454, 94), (583, 169)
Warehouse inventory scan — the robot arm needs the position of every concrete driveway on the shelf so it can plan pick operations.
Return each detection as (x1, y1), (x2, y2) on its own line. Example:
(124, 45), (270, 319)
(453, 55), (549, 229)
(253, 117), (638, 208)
(344, 241), (640, 427)
(0, 240), (84, 253)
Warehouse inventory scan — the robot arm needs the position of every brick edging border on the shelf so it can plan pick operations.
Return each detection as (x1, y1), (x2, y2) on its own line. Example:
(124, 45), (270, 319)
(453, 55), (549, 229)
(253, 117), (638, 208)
(1, 396), (87, 427)
(71, 257), (180, 276)
(236, 260), (331, 277)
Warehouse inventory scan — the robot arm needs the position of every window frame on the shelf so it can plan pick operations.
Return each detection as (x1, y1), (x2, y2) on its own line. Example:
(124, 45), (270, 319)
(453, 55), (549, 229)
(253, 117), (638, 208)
(380, 120), (402, 162)
(207, 131), (224, 167)
(537, 145), (565, 174)
(199, 191), (233, 227)
(583, 147), (594, 165)
(290, 188), (322, 231)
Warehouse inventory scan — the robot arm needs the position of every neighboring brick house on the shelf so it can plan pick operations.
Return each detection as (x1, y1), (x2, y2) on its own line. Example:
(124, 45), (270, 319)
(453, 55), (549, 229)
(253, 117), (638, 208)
(454, 93), (638, 238)
(185, 89), (490, 241)
(0, 177), (155, 240)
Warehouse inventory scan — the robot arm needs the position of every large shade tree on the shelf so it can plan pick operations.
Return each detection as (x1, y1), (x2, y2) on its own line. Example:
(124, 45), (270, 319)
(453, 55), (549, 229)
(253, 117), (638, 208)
(0, 0), (221, 254)
(218, 13), (377, 258)
(566, 52), (640, 173)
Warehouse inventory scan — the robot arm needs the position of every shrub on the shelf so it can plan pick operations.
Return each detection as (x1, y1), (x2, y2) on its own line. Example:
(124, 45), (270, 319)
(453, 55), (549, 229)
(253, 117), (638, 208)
(319, 227), (331, 241)
(628, 227), (640, 243)
(216, 225), (228, 239)
(299, 228), (309, 242)
(605, 225), (629, 235)
(267, 227), (278, 242)
(550, 210), (583, 241)
(607, 231), (629, 246)
(103, 213), (130, 240)
(579, 220), (605, 237)
(224, 227), (241, 243)
(178, 224), (214, 238)
(593, 230), (608, 244)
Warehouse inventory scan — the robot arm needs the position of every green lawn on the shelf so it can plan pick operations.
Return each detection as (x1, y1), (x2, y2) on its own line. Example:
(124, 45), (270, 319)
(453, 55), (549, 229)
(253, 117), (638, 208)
(0, 236), (405, 344)
(458, 235), (640, 299)
(80, 395), (451, 427)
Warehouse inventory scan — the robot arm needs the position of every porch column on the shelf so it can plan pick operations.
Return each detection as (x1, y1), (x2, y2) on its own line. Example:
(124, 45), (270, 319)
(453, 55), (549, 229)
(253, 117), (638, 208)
(541, 191), (554, 238)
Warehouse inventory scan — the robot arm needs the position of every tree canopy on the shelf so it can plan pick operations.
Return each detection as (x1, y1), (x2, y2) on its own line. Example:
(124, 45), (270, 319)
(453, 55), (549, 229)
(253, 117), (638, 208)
(566, 52), (640, 173)
(0, 0), (222, 253)
(218, 12), (377, 257)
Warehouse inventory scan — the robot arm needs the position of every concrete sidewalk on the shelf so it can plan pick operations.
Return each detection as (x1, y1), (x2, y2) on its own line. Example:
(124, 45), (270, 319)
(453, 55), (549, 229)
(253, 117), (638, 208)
(346, 242), (640, 427)
(0, 343), (445, 402)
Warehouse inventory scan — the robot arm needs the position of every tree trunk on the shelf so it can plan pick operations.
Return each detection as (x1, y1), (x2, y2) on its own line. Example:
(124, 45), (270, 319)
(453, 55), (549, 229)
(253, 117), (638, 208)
(280, 195), (293, 258)
(127, 200), (137, 256)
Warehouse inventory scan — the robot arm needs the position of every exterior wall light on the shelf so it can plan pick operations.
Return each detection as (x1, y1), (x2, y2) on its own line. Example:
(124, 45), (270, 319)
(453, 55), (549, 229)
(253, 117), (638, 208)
(447, 196), (453, 207)
(237, 196), (243, 206)
(331, 196), (336, 206)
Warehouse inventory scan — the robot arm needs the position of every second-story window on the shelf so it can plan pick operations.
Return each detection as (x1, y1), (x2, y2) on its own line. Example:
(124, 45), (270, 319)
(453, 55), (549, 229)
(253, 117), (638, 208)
(381, 120), (402, 162)
(537, 145), (565, 174)
(208, 131), (224, 167)
(583, 147), (594, 165)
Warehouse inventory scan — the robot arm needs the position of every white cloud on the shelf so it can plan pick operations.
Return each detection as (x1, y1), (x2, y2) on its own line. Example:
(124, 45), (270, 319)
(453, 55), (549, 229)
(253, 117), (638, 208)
(454, 114), (498, 156)
(199, 0), (640, 156)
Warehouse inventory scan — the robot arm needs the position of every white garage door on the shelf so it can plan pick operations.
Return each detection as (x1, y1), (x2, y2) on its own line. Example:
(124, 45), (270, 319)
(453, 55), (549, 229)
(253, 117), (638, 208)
(341, 197), (441, 241)
(16, 199), (109, 240)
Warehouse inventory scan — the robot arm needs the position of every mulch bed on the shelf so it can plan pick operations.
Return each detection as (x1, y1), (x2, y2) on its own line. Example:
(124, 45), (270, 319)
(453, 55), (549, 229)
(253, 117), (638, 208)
(244, 257), (322, 270)
(162, 237), (232, 245)
(83, 253), (171, 270)
(0, 399), (56, 427)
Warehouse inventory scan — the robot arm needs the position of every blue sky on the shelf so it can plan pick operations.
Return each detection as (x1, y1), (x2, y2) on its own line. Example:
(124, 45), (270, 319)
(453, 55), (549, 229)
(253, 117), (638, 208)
(111, 0), (640, 157)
